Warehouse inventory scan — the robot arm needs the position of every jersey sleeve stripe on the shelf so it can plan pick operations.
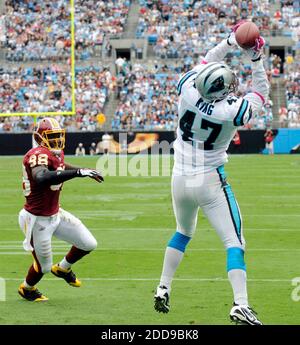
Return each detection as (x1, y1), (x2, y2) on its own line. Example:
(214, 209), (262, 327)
(253, 91), (265, 104)
(177, 71), (197, 95)
(233, 99), (249, 126)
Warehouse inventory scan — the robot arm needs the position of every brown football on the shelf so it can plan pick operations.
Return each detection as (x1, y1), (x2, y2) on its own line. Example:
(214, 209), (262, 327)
(235, 21), (260, 49)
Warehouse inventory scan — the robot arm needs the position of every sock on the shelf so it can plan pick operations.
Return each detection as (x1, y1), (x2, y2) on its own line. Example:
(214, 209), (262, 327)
(65, 246), (90, 265)
(23, 280), (33, 289)
(159, 232), (191, 289)
(160, 247), (184, 289)
(25, 264), (44, 287)
(59, 257), (72, 270)
(228, 269), (248, 305)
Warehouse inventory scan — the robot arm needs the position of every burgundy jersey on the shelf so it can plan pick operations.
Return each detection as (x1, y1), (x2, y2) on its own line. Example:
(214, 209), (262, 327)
(22, 147), (65, 216)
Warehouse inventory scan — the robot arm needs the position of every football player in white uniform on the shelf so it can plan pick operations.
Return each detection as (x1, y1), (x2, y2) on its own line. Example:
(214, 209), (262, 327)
(154, 25), (269, 325)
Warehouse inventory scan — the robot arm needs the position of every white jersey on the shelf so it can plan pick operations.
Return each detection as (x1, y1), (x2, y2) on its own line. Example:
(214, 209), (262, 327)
(174, 66), (253, 175)
(173, 36), (269, 176)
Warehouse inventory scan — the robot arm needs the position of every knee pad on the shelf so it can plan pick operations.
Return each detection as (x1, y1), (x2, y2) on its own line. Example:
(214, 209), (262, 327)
(168, 231), (191, 253)
(87, 237), (98, 252)
(82, 237), (98, 252)
(34, 240), (52, 273)
(227, 247), (246, 272)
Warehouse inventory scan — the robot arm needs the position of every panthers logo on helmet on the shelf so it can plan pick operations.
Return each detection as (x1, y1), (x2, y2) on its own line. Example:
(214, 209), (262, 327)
(195, 62), (238, 101)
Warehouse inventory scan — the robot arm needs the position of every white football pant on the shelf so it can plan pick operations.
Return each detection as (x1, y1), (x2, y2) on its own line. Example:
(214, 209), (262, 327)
(19, 208), (97, 273)
(172, 168), (245, 250)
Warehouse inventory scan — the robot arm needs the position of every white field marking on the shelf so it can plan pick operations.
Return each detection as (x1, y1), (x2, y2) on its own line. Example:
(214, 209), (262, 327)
(0, 245), (69, 249)
(69, 194), (167, 202)
(0, 241), (68, 245)
(2, 204), (299, 210)
(232, 183), (300, 187)
(3, 213), (300, 219)
(88, 227), (300, 232)
(1, 248), (300, 254)
(260, 195), (300, 199)
(68, 214), (300, 219)
(1, 227), (300, 232)
(118, 183), (170, 188)
(0, 252), (71, 255)
(1, 277), (293, 283)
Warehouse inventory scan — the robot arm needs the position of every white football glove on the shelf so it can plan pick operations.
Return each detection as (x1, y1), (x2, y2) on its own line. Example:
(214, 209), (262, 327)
(227, 32), (237, 47)
(243, 36), (265, 62)
(77, 168), (104, 183)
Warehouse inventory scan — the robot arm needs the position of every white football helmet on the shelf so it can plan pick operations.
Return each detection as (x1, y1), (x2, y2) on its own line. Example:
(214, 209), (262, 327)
(194, 62), (238, 101)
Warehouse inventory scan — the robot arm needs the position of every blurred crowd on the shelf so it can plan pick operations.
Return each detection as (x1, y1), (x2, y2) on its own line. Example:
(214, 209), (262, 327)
(76, 65), (114, 120)
(75, 0), (130, 60)
(112, 61), (177, 130)
(0, 0), (299, 132)
(137, 0), (299, 60)
(4, 0), (71, 61)
(280, 52), (300, 128)
(273, 1), (300, 42)
(2, 0), (131, 61)
(111, 56), (274, 131)
(0, 65), (72, 114)
(0, 65), (113, 132)
(136, 0), (272, 59)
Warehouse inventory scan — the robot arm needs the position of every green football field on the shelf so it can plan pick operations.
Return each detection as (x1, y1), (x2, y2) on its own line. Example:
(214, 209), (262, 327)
(0, 154), (300, 325)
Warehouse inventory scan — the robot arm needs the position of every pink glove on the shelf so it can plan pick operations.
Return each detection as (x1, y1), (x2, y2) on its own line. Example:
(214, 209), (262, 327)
(227, 20), (248, 46)
(232, 21), (265, 51)
(245, 36), (265, 61)
(253, 36), (265, 51)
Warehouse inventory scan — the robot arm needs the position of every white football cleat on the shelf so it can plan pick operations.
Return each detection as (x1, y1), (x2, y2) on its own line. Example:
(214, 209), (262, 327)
(154, 285), (170, 314)
(230, 304), (263, 325)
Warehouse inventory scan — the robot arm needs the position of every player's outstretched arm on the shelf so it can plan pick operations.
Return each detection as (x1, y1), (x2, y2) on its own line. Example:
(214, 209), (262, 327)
(64, 162), (104, 183)
(64, 162), (82, 170)
(202, 24), (240, 64)
(242, 39), (269, 115)
(32, 166), (104, 185)
(230, 37), (269, 128)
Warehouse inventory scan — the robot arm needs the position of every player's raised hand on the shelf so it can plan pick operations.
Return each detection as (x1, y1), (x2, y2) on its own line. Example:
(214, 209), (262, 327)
(244, 36), (265, 62)
(227, 20), (247, 46)
(226, 32), (237, 47)
(77, 168), (104, 183)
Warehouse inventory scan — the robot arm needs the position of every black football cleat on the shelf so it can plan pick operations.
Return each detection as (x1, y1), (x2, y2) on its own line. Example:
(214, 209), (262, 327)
(154, 285), (170, 314)
(18, 283), (48, 302)
(51, 264), (81, 287)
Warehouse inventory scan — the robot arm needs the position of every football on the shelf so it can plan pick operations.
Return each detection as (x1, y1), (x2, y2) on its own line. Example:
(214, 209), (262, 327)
(235, 21), (260, 49)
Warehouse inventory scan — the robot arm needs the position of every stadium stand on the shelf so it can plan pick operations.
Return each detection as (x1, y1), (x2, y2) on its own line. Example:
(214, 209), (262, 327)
(112, 61), (177, 130)
(4, 0), (71, 61)
(0, 65), (72, 114)
(75, 0), (131, 60)
(0, 0), (299, 132)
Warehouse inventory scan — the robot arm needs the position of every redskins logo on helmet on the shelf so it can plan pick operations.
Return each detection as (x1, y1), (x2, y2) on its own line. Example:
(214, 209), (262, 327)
(33, 118), (65, 152)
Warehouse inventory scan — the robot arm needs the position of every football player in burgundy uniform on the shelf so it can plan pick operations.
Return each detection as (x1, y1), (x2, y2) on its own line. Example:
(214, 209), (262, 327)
(18, 117), (103, 301)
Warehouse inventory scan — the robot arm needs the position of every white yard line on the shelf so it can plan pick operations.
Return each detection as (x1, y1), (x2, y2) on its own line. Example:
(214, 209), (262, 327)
(0, 248), (299, 254)
(1, 212), (300, 218)
(1, 227), (299, 232)
(1, 277), (292, 282)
